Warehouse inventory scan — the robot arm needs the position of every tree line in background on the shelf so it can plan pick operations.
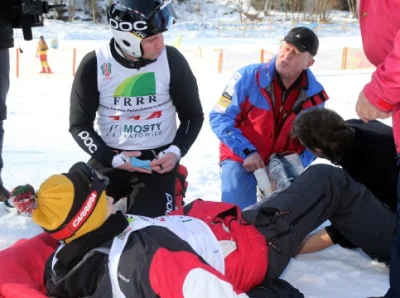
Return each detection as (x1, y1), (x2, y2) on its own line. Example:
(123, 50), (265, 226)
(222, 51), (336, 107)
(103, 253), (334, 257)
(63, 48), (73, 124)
(228, 0), (358, 23)
(50, 0), (112, 23)
(47, 0), (357, 23)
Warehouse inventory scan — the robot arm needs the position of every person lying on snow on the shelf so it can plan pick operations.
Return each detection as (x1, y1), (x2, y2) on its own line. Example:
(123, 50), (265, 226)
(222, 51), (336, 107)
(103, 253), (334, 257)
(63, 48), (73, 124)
(9, 161), (398, 298)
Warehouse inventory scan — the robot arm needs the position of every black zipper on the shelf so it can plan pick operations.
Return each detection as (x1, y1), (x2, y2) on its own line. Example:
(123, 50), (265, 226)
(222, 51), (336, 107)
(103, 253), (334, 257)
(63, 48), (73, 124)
(240, 105), (255, 125)
(266, 192), (327, 253)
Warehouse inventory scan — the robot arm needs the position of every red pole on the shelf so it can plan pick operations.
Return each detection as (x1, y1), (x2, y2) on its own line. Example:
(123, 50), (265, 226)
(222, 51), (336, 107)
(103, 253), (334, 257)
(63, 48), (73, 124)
(341, 47), (348, 70)
(16, 48), (20, 78)
(72, 48), (77, 76)
(218, 48), (223, 73)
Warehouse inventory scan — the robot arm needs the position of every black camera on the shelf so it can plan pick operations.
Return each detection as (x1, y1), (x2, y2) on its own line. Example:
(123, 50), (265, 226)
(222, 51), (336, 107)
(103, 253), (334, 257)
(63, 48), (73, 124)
(10, 0), (65, 41)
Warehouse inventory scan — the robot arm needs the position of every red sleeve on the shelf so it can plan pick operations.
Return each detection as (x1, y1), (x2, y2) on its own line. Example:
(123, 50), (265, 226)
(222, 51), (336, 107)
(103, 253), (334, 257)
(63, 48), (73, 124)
(364, 29), (400, 112)
(149, 248), (249, 298)
(0, 233), (58, 298)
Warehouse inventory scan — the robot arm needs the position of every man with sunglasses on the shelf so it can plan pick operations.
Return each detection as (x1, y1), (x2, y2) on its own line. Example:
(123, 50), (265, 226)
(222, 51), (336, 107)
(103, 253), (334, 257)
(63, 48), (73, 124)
(209, 27), (329, 210)
(69, 0), (204, 218)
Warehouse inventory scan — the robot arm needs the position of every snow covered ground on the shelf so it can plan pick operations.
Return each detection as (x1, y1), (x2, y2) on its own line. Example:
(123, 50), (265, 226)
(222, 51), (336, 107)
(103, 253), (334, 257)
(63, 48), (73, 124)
(0, 12), (393, 297)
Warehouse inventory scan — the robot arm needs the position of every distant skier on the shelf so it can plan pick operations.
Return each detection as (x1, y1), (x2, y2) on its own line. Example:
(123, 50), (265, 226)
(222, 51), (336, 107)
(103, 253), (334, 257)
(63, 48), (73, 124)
(36, 36), (52, 74)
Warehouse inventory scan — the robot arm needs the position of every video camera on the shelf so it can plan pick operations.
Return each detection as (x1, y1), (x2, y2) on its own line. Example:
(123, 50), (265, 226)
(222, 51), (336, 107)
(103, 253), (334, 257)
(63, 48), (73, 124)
(10, 0), (66, 41)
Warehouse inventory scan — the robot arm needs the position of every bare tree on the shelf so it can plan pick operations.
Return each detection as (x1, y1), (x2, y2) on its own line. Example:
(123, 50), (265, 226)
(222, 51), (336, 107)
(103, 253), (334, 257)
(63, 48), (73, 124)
(290, 0), (302, 22)
(347, 0), (357, 18)
(264, 0), (273, 16)
(68, 0), (76, 21)
(303, 0), (340, 22)
(50, 0), (65, 20)
(232, 0), (247, 23)
(91, 0), (97, 22)
(186, 0), (205, 16)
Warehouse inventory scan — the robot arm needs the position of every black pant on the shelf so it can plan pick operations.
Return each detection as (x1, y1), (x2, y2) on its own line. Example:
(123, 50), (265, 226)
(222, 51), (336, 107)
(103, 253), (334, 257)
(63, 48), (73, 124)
(88, 157), (178, 218)
(384, 175), (400, 297)
(0, 49), (9, 185)
(242, 164), (398, 281)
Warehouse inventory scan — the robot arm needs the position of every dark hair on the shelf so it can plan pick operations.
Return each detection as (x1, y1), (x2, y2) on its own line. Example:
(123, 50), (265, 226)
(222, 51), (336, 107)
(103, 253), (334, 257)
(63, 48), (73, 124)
(291, 108), (354, 164)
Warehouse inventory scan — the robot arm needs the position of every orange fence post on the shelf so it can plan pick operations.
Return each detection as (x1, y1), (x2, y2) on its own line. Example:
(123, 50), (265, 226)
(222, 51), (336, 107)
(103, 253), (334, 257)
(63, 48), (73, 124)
(217, 48), (223, 73)
(341, 47), (348, 70)
(342, 20), (348, 32)
(16, 48), (19, 78)
(260, 49), (265, 63)
(316, 21), (321, 32)
(72, 48), (77, 76)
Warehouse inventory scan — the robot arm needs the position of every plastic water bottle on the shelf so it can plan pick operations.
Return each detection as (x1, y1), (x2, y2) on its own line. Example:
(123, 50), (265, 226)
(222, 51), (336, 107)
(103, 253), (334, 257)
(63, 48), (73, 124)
(254, 168), (272, 196)
(268, 154), (293, 191)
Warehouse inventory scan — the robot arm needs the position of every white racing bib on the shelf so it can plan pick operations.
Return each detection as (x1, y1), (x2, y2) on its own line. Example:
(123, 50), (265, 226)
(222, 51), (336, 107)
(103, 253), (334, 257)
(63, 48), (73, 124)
(109, 214), (225, 297)
(96, 46), (177, 150)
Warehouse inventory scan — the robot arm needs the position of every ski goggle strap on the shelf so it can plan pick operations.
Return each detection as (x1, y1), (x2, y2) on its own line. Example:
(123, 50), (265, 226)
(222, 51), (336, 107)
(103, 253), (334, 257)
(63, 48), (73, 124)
(49, 165), (109, 241)
(108, 3), (146, 23)
(108, 0), (177, 35)
(147, 0), (177, 32)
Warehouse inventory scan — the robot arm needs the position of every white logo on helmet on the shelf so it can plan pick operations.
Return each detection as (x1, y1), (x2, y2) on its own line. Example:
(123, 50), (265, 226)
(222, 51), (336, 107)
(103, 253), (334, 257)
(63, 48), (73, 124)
(72, 191), (98, 228)
(109, 19), (148, 31)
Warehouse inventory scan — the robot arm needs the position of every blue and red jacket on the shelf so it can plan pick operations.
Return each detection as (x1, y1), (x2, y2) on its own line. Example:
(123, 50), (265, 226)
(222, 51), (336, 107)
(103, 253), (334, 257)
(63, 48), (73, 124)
(210, 56), (329, 166)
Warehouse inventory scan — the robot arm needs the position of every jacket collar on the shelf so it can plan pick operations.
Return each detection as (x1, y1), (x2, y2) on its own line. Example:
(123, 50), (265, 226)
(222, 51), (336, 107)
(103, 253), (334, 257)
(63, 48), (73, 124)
(110, 39), (156, 69)
(55, 212), (128, 270)
(258, 55), (323, 96)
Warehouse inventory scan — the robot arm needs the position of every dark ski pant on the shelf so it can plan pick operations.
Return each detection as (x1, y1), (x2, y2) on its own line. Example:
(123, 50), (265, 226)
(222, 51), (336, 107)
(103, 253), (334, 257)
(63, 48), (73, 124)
(242, 164), (398, 282)
(88, 157), (178, 218)
(384, 176), (400, 298)
(385, 228), (400, 298)
(0, 49), (9, 185)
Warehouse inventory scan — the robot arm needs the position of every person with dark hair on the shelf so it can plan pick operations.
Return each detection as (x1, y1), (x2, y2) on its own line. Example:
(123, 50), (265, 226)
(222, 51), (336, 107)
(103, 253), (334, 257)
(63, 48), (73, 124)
(68, 0), (204, 218)
(5, 161), (398, 297)
(291, 109), (353, 164)
(210, 26), (329, 210)
(0, 2), (14, 202)
(291, 108), (398, 253)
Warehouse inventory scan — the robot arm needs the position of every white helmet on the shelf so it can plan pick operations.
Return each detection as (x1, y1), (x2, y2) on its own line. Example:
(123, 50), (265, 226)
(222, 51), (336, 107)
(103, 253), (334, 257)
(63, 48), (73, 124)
(107, 0), (177, 58)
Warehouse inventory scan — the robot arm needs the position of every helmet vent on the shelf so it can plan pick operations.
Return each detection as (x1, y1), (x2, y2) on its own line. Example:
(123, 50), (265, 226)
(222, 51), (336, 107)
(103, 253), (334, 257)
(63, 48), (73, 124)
(122, 40), (131, 47)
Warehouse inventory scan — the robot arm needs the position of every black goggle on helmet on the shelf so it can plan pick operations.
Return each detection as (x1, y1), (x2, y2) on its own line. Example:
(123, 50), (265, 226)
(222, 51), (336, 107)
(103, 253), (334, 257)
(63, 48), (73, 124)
(107, 0), (178, 58)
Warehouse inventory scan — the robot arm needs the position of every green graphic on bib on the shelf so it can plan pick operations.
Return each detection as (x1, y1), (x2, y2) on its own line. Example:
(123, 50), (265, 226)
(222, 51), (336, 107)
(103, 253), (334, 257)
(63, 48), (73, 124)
(113, 72), (156, 97)
(126, 217), (135, 224)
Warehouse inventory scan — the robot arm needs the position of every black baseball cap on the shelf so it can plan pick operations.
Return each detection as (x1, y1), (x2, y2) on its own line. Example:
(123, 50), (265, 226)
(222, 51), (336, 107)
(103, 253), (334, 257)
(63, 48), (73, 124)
(283, 27), (319, 56)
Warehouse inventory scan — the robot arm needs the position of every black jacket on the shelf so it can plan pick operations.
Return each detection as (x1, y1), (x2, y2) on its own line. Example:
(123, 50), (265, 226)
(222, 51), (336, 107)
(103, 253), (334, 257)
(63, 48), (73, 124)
(327, 119), (398, 247)
(0, 0), (14, 49)
(341, 119), (398, 211)
(0, 22), (13, 50)
(69, 41), (204, 167)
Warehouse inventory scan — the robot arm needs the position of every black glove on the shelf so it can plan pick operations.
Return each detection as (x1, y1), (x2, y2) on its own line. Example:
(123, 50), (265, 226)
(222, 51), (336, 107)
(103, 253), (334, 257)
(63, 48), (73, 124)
(246, 279), (304, 298)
